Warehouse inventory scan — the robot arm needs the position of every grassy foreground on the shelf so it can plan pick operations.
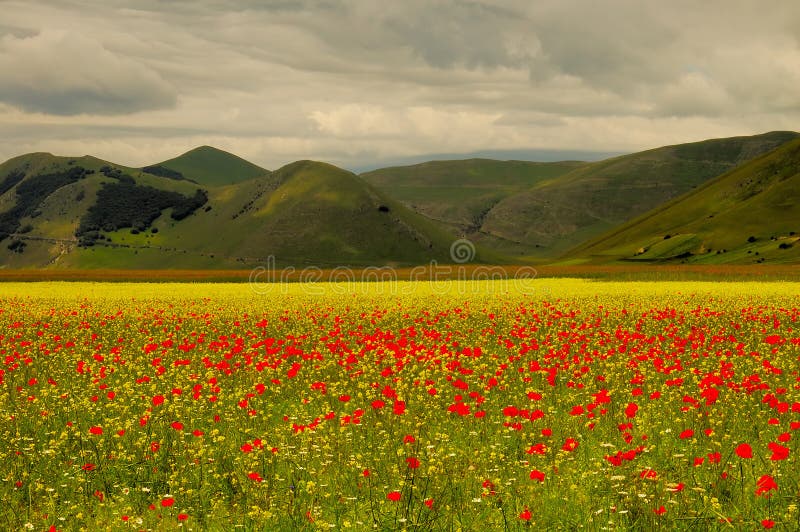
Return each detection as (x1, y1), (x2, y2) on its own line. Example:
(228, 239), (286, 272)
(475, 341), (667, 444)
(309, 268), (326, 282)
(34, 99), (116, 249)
(2, 280), (800, 530)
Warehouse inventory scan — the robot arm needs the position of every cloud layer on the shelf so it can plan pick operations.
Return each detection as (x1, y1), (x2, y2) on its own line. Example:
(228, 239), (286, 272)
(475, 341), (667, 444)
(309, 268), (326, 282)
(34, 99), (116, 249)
(0, 0), (798, 169)
(0, 30), (176, 114)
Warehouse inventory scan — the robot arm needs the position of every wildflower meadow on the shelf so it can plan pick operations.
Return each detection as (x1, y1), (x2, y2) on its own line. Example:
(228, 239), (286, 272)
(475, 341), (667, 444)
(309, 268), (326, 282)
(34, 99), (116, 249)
(2, 280), (800, 530)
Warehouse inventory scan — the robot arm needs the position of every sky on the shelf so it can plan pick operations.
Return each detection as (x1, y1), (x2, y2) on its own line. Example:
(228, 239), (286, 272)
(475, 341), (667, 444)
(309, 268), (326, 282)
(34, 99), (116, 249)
(1, 0), (799, 171)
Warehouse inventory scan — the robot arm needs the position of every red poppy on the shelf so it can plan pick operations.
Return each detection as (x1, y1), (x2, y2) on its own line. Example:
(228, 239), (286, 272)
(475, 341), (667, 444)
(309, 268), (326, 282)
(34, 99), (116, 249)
(762, 519), (775, 529)
(755, 474), (778, 497)
(640, 469), (658, 480)
(679, 429), (694, 439)
(89, 426), (103, 435)
(768, 442), (790, 461)
(171, 421), (184, 431)
(569, 405), (584, 416)
(152, 395), (165, 406)
(161, 497), (175, 507)
(735, 443), (753, 458)
(387, 491), (401, 501)
(562, 438), (579, 452)
(406, 457), (420, 469)
(529, 469), (545, 482)
(526, 443), (548, 455)
(519, 508), (532, 520)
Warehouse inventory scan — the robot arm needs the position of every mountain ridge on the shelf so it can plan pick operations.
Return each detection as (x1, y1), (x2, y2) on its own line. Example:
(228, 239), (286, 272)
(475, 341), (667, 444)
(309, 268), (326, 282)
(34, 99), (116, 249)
(565, 137), (800, 264)
(0, 152), (473, 269)
(2, 131), (799, 269)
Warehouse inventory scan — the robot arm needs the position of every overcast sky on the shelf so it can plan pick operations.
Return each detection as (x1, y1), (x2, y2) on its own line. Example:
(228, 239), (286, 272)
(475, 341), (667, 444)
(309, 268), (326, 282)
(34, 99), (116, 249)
(1, 0), (798, 170)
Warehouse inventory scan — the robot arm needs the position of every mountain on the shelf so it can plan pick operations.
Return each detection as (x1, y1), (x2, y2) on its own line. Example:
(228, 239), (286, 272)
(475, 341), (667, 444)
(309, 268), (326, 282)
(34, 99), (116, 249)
(2, 132), (799, 270)
(414, 131), (797, 257)
(146, 145), (269, 186)
(565, 137), (800, 264)
(0, 150), (469, 269)
(361, 159), (585, 253)
(352, 148), (619, 173)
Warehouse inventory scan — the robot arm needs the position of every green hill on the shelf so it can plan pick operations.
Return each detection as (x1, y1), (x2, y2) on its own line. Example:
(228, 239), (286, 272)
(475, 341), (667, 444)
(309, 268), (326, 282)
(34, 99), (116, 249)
(148, 145), (269, 186)
(362, 159), (584, 254)
(0, 150), (474, 269)
(567, 138), (800, 264)
(3, 132), (800, 270)
(73, 159), (464, 269)
(480, 131), (799, 257)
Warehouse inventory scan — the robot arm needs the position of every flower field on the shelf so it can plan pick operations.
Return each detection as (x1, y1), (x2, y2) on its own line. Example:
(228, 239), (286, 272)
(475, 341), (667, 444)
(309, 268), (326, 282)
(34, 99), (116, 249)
(2, 280), (800, 530)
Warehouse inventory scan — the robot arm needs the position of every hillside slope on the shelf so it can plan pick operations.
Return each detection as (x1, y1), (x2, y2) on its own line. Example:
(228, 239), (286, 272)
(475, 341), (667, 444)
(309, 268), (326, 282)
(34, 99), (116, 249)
(148, 145), (269, 186)
(567, 138), (800, 264)
(362, 159), (583, 253)
(480, 131), (799, 257)
(73, 160), (462, 268)
(0, 151), (473, 269)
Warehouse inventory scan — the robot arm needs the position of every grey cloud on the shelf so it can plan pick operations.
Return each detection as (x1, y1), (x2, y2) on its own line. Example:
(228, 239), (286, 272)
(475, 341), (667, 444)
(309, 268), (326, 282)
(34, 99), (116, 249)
(0, 29), (177, 115)
(0, 0), (798, 168)
(376, 1), (536, 70)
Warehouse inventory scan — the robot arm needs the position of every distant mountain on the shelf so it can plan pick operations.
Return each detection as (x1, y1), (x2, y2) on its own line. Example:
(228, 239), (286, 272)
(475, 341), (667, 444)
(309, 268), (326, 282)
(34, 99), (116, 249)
(351, 148), (619, 173)
(477, 131), (800, 257)
(361, 159), (584, 250)
(0, 150), (470, 269)
(2, 131), (799, 270)
(148, 145), (269, 186)
(360, 132), (799, 258)
(566, 137), (800, 264)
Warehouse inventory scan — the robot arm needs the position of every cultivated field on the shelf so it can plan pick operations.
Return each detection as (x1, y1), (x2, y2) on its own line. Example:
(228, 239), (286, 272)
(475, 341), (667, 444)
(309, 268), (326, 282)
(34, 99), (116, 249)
(2, 280), (800, 530)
